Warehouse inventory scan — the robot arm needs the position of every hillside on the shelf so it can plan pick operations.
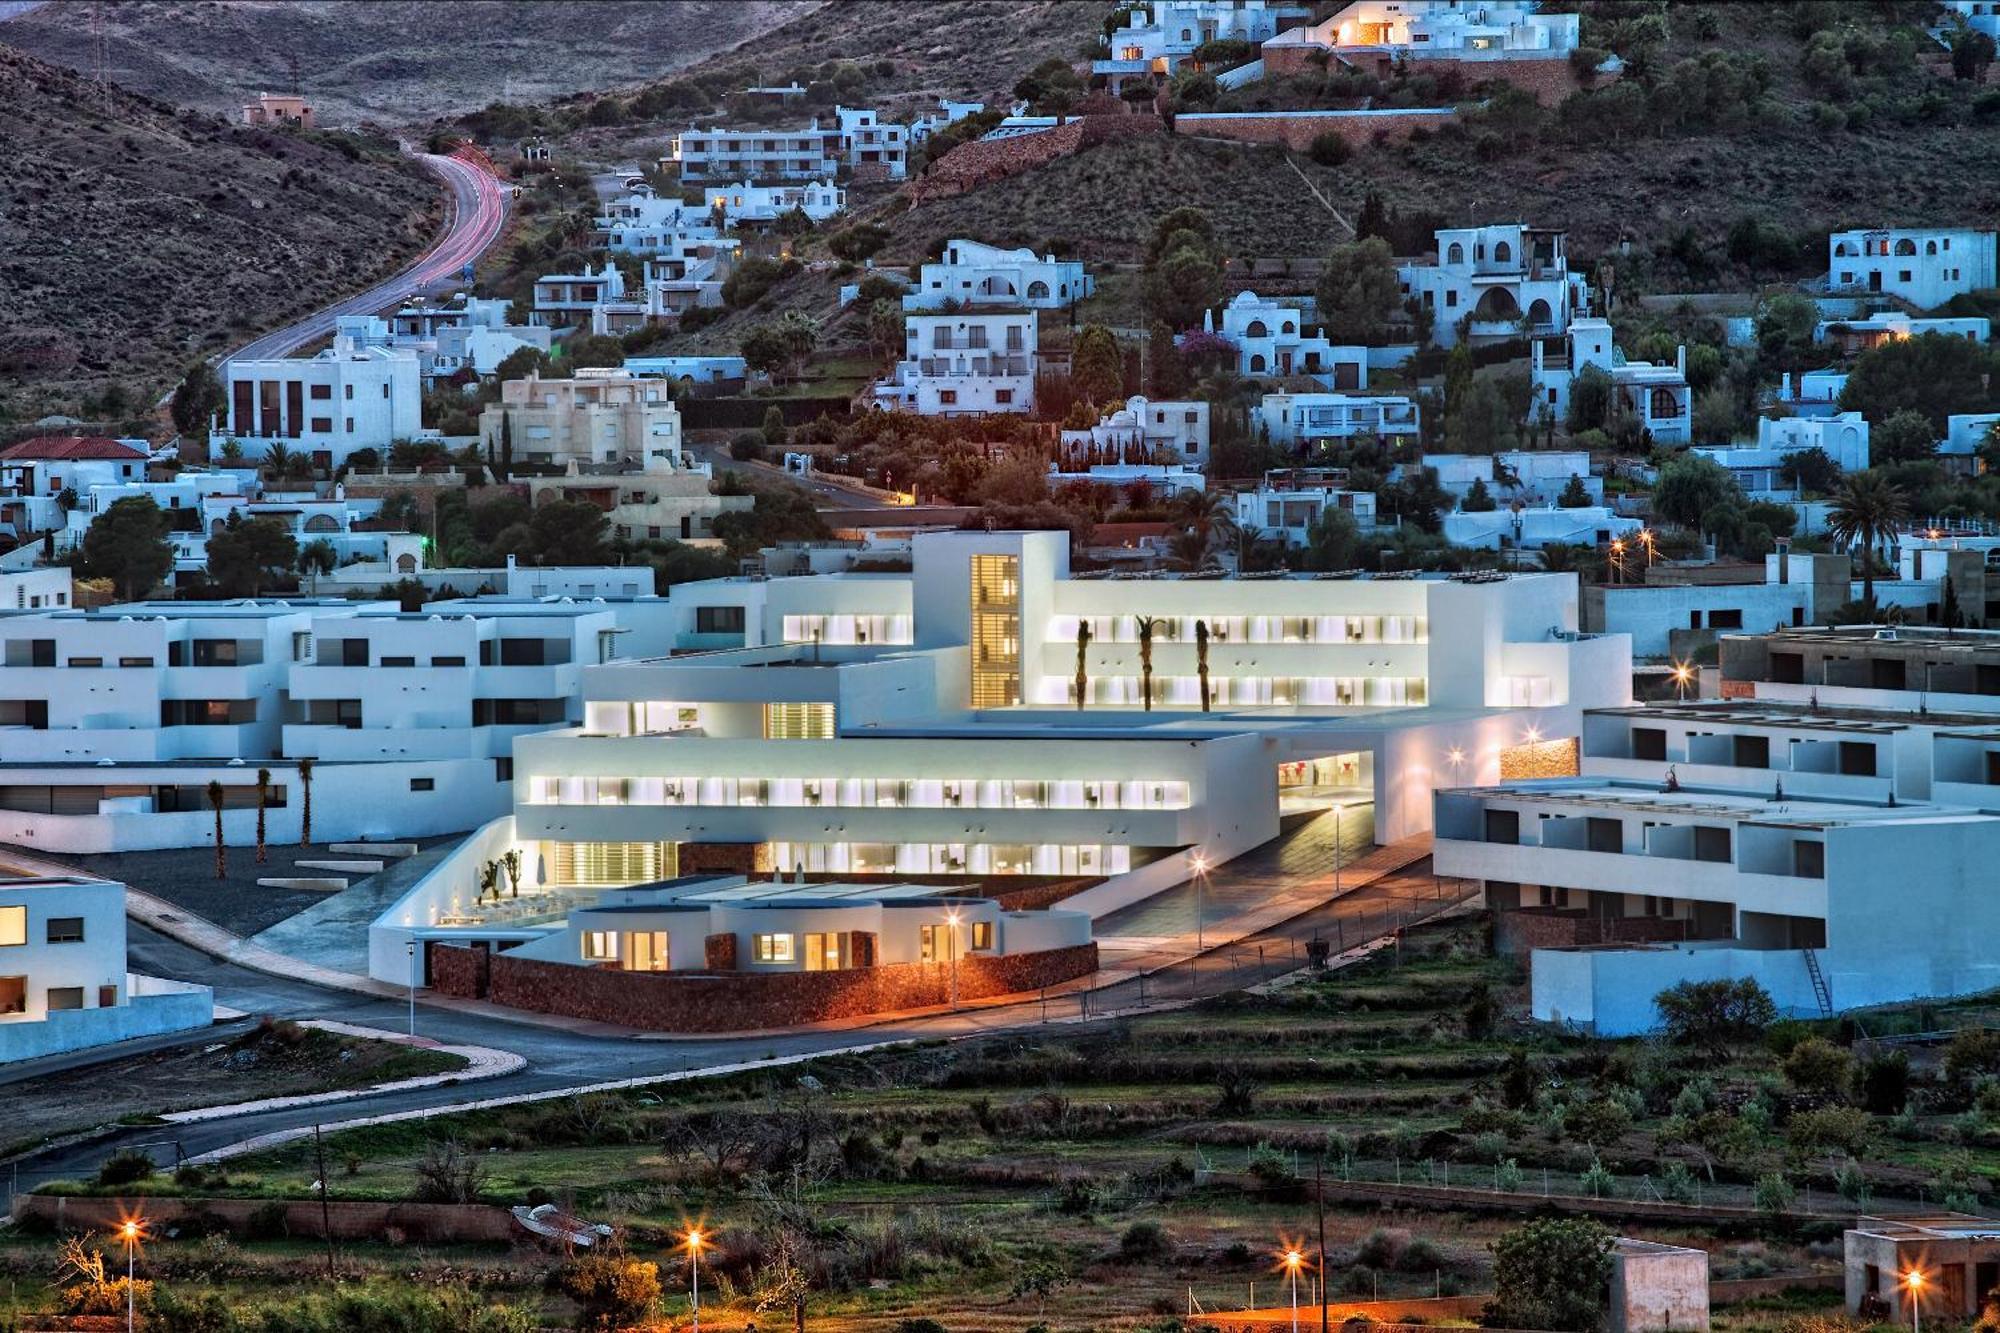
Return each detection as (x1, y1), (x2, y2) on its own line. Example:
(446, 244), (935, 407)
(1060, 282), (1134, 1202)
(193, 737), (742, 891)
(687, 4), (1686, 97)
(0, 45), (435, 422)
(0, 0), (815, 124)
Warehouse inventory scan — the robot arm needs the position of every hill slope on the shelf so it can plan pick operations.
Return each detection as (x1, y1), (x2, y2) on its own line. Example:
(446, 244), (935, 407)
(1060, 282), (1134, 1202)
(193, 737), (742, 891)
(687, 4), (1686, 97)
(0, 0), (816, 124)
(0, 45), (435, 421)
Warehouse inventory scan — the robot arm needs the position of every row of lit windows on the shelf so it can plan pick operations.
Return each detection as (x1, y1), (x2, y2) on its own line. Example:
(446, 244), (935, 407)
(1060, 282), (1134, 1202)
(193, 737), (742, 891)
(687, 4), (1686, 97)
(770, 841), (1131, 876)
(1034, 676), (1428, 708)
(1048, 615), (1426, 645)
(780, 614), (914, 646)
(528, 776), (1192, 810)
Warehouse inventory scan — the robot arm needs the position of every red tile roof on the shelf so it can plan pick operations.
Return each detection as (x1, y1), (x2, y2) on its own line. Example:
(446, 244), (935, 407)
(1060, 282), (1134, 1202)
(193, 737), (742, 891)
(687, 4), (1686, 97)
(0, 436), (147, 462)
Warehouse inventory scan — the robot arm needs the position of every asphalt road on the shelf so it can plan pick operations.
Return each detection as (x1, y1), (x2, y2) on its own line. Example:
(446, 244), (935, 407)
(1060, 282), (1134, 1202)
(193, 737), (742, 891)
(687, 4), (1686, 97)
(221, 149), (511, 367)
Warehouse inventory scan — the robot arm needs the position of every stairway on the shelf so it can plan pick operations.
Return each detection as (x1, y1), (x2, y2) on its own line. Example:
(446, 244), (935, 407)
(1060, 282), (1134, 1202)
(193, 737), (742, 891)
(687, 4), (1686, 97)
(1803, 948), (1834, 1018)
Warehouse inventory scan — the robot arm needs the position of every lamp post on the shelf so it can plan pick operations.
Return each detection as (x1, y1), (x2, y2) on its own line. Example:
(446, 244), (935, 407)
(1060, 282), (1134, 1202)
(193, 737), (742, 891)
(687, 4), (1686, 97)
(1671, 661), (1693, 702)
(405, 937), (417, 1038)
(1191, 853), (1208, 953)
(686, 1228), (706, 1330)
(944, 907), (960, 1007)
(1906, 1269), (1924, 1333)
(118, 1218), (142, 1333)
(1638, 527), (1656, 569)
(1333, 802), (1343, 896)
(1609, 538), (1625, 585)
(1284, 1248), (1305, 1333)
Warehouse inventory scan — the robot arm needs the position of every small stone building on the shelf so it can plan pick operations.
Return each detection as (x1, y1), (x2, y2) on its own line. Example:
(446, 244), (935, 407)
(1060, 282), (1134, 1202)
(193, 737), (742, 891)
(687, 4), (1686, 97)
(1847, 1215), (2000, 1321)
(1610, 1238), (1710, 1333)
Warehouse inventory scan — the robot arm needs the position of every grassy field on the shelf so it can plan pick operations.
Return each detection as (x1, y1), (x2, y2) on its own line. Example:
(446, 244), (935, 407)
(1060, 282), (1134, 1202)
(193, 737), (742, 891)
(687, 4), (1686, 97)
(36, 914), (1989, 1328)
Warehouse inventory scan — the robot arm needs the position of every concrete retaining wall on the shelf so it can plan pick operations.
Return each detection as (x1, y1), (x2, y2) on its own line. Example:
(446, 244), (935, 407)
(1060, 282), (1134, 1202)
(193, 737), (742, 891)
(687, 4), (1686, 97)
(0, 981), (213, 1064)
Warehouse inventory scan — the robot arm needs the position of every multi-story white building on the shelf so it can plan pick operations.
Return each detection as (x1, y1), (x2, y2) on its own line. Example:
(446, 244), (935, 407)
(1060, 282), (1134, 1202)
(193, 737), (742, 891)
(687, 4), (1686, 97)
(1232, 468), (1380, 546)
(1826, 228), (1997, 310)
(1814, 309), (1991, 352)
(1057, 395), (1211, 467)
(0, 568), (72, 613)
(1533, 318), (1691, 445)
(588, 255), (732, 335)
(664, 124), (842, 184)
(1266, 0), (1581, 68)
(903, 239), (1093, 312)
(1948, 0), (2000, 36)
(380, 300), (553, 381)
(832, 106), (909, 179)
(0, 874), (213, 1063)
(220, 328), (423, 468)
(594, 189), (722, 252)
(1256, 391), (1421, 447)
(478, 369), (682, 470)
(1209, 292), (1370, 386)
(1694, 413), (1871, 496)
(1419, 451), (1599, 507)
(1398, 224), (1589, 349)
(0, 436), (150, 544)
(873, 310), (1036, 416)
(1443, 506), (1642, 553)
(1095, 0), (1313, 91)
(703, 179), (845, 225)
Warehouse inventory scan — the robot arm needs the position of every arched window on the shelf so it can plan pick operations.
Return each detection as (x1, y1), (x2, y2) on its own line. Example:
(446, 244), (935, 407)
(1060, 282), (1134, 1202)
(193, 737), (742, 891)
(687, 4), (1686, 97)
(1281, 321), (1295, 336)
(1446, 243), (1464, 264)
(209, 518), (226, 535)
(303, 513), (339, 533)
(1249, 354), (1267, 372)
(1649, 387), (1680, 419)
(396, 554), (417, 574)
(1526, 298), (1553, 329)
(1026, 280), (1050, 300)
(1245, 319), (1269, 338)
(1493, 240), (1513, 263)
(1834, 241), (1854, 257)
(1894, 238), (1917, 256)
(1926, 240), (1939, 255)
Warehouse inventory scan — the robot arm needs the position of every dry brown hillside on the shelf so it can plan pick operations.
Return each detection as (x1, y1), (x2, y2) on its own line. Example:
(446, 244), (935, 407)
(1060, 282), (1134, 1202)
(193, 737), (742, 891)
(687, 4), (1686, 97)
(0, 45), (435, 421)
(0, 0), (818, 124)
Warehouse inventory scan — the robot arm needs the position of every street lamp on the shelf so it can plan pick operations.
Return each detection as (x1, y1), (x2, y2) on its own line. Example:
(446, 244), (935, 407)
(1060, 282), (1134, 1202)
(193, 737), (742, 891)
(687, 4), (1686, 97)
(1671, 661), (1693, 702)
(1638, 527), (1656, 568)
(118, 1217), (143, 1333)
(1609, 538), (1626, 586)
(405, 937), (417, 1038)
(1190, 853), (1209, 953)
(1905, 1269), (1925, 1333)
(944, 907), (961, 1007)
(686, 1227), (707, 1330)
(1283, 1247), (1305, 1333)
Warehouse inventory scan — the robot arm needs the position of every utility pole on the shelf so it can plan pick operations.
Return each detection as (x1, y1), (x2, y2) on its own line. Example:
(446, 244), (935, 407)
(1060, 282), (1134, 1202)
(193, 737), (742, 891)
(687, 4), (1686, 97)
(313, 1124), (337, 1280)
(1317, 1159), (1330, 1333)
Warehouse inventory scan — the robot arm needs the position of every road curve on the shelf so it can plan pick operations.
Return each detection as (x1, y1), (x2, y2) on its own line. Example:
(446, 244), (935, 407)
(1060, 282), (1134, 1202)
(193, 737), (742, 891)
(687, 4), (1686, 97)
(221, 148), (511, 367)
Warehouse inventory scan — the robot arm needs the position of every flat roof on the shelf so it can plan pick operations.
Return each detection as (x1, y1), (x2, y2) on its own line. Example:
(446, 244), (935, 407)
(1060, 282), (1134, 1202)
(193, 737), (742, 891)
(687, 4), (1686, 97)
(1451, 777), (1986, 828)
(1585, 701), (1978, 734)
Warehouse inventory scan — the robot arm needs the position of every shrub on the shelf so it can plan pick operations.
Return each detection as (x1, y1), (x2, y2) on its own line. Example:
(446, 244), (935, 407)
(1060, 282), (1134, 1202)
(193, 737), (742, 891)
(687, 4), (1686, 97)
(1786, 1106), (1874, 1159)
(1215, 1064), (1260, 1115)
(1661, 1161), (1698, 1203)
(1784, 1037), (1853, 1100)
(95, 1149), (157, 1187)
(1120, 1219), (1174, 1262)
(1655, 978), (1776, 1053)
(1247, 1142), (1292, 1182)
(1307, 132), (1351, 166)
(1490, 1217), (1613, 1332)
(1567, 1098), (1633, 1148)
(1356, 1228), (1410, 1270)
(244, 1201), (290, 1241)
(1580, 1157), (1616, 1198)
(729, 432), (765, 461)
(1754, 1172), (1796, 1216)
(1495, 1158), (1524, 1192)
(411, 1138), (483, 1204)
(553, 1254), (662, 1331)
(1835, 1159), (1872, 1206)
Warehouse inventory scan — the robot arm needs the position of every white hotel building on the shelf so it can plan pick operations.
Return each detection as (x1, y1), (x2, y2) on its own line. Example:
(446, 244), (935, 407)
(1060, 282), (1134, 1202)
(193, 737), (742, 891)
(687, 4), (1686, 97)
(1826, 228), (1997, 310)
(219, 327), (423, 468)
(391, 532), (1627, 954)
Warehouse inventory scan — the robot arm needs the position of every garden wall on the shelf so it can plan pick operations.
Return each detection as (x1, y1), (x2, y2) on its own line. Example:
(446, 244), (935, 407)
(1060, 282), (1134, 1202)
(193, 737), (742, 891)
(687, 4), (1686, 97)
(427, 941), (1098, 1031)
(15, 1194), (517, 1244)
(679, 396), (852, 432)
(1172, 107), (1457, 151)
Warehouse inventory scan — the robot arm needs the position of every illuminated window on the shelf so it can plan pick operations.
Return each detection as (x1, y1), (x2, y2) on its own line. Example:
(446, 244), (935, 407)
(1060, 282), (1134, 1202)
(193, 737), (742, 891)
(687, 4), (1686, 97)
(763, 702), (835, 739)
(581, 931), (617, 962)
(969, 554), (1021, 708)
(625, 930), (670, 971)
(803, 932), (847, 971)
(753, 933), (796, 963)
(550, 841), (677, 886)
(0, 906), (23, 947)
(970, 921), (994, 950)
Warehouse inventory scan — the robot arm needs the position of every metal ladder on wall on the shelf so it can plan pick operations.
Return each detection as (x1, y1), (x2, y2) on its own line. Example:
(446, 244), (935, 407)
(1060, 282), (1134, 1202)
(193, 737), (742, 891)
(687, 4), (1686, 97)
(1803, 948), (1834, 1018)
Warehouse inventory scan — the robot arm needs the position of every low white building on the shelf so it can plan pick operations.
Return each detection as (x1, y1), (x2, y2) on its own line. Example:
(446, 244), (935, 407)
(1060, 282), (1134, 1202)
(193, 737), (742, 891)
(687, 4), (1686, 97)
(1580, 553), (1850, 660)
(0, 874), (213, 1064)
(1444, 506), (1641, 552)
(833, 105), (909, 179)
(910, 98), (985, 143)
(1826, 228), (1997, 310)
(1048, 463), (1206, 497)
(1420, 452), (1598, 507)
(1695, 414), (1871, 496)
(532, 261), (626, 327)
(1058, 395), (1210, 467)
(382, 299), (553, 381)
(218, 329), (423, 468)
(1095, 0), (1312, 90)
(1533, 318), (1691, 445)
(594, 189), (722, 252)
(903, 238), (1092, 311)
(1233, 468), (1380, 546)
(1774, 368), (1849, 418)
(1267, 0), (1581, 70)
(1210, 292), (1370, 387)
(478, 369), (683, 470)
(1814, 309), (1991, 352)
(703, 179), (845, 225)
(1397, 223), (1589, 349)
(1256, 391), (1420, 447)
(0, 568), (72, 612)
(873, 310), (1036, 417)
(1940, 412), (2000, 472)
(0, 436), (150, 543)
(623, 355), (747, 389)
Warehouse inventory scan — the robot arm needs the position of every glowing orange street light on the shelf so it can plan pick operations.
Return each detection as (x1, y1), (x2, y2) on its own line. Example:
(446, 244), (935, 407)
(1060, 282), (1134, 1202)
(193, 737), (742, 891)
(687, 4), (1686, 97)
(1283, 1247), (1306, 1333)
(1671, 660), (1694, 702)
(686, 1228), (707, 1330)
(1905, 1269), (1925, 1333)
(944, 907), (962, 1006)
(117, 1216), (144, 1333)
(1190, 852), (1211, 952)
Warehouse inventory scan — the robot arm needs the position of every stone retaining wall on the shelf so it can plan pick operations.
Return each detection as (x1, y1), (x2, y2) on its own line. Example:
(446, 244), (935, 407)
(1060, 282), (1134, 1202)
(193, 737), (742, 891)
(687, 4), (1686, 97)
(1261, 45), (1597, 105)
(428, 941), (1099, 1031)
(15, 1194), (517, 1243)
(1172, 107), (1458, 151)
(910, 115), (1161, 204)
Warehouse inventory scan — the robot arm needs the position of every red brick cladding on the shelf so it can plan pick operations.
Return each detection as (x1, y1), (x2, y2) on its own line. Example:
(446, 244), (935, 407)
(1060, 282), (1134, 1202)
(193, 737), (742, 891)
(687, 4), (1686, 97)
(704, 932), (737, 970)
(910, 115), (1161, 204)
(1493, 909), (1700, 958)
(429, 941), (1098, 1031)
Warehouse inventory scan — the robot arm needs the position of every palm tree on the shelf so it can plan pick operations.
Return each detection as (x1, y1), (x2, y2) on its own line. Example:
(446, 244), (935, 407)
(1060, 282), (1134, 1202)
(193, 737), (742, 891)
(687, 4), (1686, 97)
(1073, 620), (1092, 711)
(298, 539), (338, 592)
(478, 860), (500, 905)
(1136, 615), (1161, 711)
(261, 442), (296, 480)
(284, 451), (315, 481)
(1174, 487), (1238, 547)
(297, 756), (315, 846)
(254, 768), (271, 864)
(1827, 473), (1909, 613)
(206, 780), (227, 880)
(1196, 618), (1212, 713)
(1169, 526), (1212, 570)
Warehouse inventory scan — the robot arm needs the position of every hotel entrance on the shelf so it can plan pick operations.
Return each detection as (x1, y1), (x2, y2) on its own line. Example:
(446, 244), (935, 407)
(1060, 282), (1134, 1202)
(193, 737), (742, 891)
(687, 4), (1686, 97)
(1277, 751), (1372, 814)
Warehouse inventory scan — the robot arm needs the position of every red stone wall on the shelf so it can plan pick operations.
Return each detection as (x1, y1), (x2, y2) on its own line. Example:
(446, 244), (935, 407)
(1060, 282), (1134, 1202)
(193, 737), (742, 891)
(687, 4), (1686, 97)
(1172, 108), (1456, 152)
(910, 115), (1161, 204)
(1494, 908), (1700, 958)
(18, 1195), (516, 1243)
(426, 940), (490, 997)
(704, 932), (737, 971)
(679, 842), (760, 874)
(436, 943), (1099, 1032)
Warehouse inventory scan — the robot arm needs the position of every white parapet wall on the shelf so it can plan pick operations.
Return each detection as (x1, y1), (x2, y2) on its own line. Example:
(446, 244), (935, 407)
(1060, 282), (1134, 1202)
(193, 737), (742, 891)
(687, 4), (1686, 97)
(0, 974), (214, 1065)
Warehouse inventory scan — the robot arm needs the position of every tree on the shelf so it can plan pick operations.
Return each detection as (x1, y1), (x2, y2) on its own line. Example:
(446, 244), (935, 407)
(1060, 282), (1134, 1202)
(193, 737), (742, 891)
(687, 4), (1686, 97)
(529, 499), (611, 565)
(1315, 236), (1399, 345)
(297, 756), (315, 847)
(723, 255), (785, 309)
(1840, 334), (2000, 433)
(1071, 324), (1125, 406)
(762, 406), (789, 449)
(79, 496), (174, 601)
(1827, 472), (1909, 611)
(1756, 293), (1817, 367)
(298, 538), (338, 591)
(207, 515), (299, 597)
(1147, 320), (1187, 397)
(865, 299), (904, 357)
(1490, 1217), (1613, 1333)
(1873, 408), (1938, 464)
(1443, 378), (1520, 454)
(1196, 618), (1212, 712)
(1953, 27), (1996, 81)
(554, 1254), (661, 1331)
(169, 361), (224, 441)
(1652, 454), (1739, 531)
(1557, 474), (1592, 508)
(1654, 977), (1777, 1054)
(772, 204), (815, 236)
(206, 780), (226, 880)
(1145, 243), (1224, 332)
(1565, 365), (1617, 434)
(254, 768), (271, 865)
(1306, 505), (1362, 571)
(1783, 1036), (1854, 1100)
(1136, 615), (1161, 711)
(1779, 445), (1841, 495)
(1462, 477), (1497, 512)
(1074, 620), (1091, 710)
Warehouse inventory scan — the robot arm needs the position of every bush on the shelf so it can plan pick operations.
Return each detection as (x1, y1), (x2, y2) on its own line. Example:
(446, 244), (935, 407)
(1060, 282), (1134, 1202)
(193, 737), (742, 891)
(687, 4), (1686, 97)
(1490, 1217), (1613, 1332)
(1783, 1037), (1853, 1100)
(1121, 1219), (1174, 1262)
(1655, 978), (1776, 1053)
(95, 1149), (157, 1187)
(1307, 131), (1351, 166)
(1754, 1172), (1796, 1216)
(729, 432), (765, 461)
(1859, 1051), (1910, 1114)
(553, 1254), (662, 1331)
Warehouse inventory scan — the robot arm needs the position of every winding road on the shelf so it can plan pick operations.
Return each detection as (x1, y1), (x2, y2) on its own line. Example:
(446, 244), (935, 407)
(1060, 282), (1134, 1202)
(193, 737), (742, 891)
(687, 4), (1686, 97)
(221, 147), (511, 366)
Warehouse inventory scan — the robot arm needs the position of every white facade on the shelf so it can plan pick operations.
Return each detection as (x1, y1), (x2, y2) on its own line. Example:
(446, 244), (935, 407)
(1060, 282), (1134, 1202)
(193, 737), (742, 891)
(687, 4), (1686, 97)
(833, 105), (909, 179)
(219, 330), (422, 466)
(1233, 469), (1380, 546)
(1256, 391), (1421, 446)
(1826, 228), (1997, 310)
(1694, 413), (1871, 496)
(0, 875), (212, 1064)
(1814, 309), (1991, 350)
(595, 189), (722, 252)
(1268, 0), (1581, 61)
(532, 261), (625, 325)
(0, 567), (72, 612)
(873, 311), (1036, 416)
(1210, 291), (1371, 387)
(904, 239), (1093, 311)
(1774, 368), (1849, 417)
(1420, 451), (1599, 507)
(666, 123), (841, 184)
(910, 98), (984, 143)
(1534, 318), (1691, 445)
(1096, 0), (1313, 88)
(703, 179), (845, 224)
(1444, 506), (1641, 552)
(1058, 395), (1210, 466)
(1399, 224), (1588, 349)
(478, 369), (682, 470)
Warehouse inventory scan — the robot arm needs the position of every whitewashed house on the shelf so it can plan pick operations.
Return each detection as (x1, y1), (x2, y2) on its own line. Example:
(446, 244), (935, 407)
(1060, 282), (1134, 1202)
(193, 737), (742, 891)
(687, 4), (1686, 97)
(1826, 228), (1997, 309)
(664, 124), (841, 184)
(703, 180), (845, 225)
(910, 98), (985, 143)
(1095, 0), (1313, 91)
(1444, 506), (1641, 552)
(1533, 318), (1691, 445)
(1398, 224), (1589, 349)
(904, 239), (1093, 312)
(873, 311), (1037, 416)
(1210, 291), (1370, 386)
(384, 298), (553, 380)
(1695, 414), (1872, 496)
(1814, 309), (1991, 352)
(833, 105), (909, 179)
(595, 190), (722, 252)
(1268, 0), (1581, 66)
(478, 369), (683, 470)
(1058, 395), (1210, 467)
(218, 329), (423, 468)
(1256, 391), (1421, 446)
(532, 261), (626, 326)
(1233, 468), (1381, 546)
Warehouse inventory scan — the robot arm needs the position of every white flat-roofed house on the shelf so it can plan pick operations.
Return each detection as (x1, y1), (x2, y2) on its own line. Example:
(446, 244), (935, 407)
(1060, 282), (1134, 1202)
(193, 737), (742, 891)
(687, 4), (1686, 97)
(1257, 391), (1421, 447)
(873, 311), (1036, 416)
(594, 190), (721, 253)
(664, 124), (841, 184)
(1058, 395), (1210, 467)
(1534, 318), (1691, 445)
(1694, 413), (1871, 496)
(703, 179), (845, 225)
(1826, 228), (1997, 310)
(521, 457), (751, 547)
(0, 875), (212, 1063)
(1233, 468), (1380, 547)
(478, 370), (682, 471)
(588, 255), (732, 336)
(1941, 412), (2000, 474)
(0, 568), (71, 613)
(1211, 291), (1370, 388)
(532, 261), (626, 328)
(1419, 451), (1599, 507)
(903, 239), (1093, 311)
(1814, 309), (1991, 352)
(1774, 368), (1849, 418)
(1443, 506), (1642, 552)
(910, 98), (985, 143)
(833, 106), (909, 180)
(1095, 0), (1312, 91)
(384, 297), (554, 381)
(218, 330), (422, 468)
(1398, 224), (1588, 349)
(1267, 0), (1580, 68)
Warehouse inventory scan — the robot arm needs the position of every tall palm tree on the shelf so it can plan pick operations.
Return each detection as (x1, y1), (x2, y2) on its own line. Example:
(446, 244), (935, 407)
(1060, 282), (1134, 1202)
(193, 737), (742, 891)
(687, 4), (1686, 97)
(1174, 487), (1238, 547)
(1169, 526), (1212, 570)
(254, 768), (271, 865)
(1136, 615), (1161, 711)
(1196, 619), (1212, 713)
(297, 756), (315, 846)
(1074, 620), (1092, 711)
(1827, 474), (1909, 613)
(206, 780), (227, 880)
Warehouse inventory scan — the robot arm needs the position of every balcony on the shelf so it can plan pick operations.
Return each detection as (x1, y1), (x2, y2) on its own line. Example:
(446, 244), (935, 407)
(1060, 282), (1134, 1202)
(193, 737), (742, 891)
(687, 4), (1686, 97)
(914, 355), (1030, 378)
